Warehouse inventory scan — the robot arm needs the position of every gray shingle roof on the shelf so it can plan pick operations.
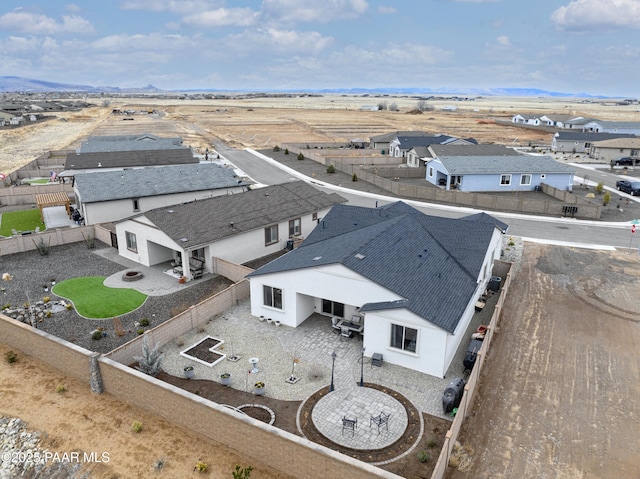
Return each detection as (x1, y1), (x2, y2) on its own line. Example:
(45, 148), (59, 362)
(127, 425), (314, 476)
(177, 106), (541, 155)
(65, 148), (197, 170)
(140, 181), (347, 248)
(248, 202), (505, 333)
(370, 131), (428, 142)
(554, 131), (637, 141)
(437, 155), (575, 175)
(430, 144), (521, 157)
(75, 163), (247, 203)
(79, 133), (184, 153)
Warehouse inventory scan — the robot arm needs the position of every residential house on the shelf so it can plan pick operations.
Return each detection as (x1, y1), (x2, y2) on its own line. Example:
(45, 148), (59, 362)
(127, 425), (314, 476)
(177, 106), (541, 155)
(424, 154), (574, 192)
(77, 133), (185, 153)
(563, 118), (640, 135)
(368, 131), (428, 153)
(551, 131), (637, 153)
(588, 137), (640, 162)
(538, 114), (575, 128)
(247, 202), (507, 377)
(115, 181), (346, 281)
(511, 114), (540, 126)
(389, 134), (476, 161)
(73, 163), (250, 225)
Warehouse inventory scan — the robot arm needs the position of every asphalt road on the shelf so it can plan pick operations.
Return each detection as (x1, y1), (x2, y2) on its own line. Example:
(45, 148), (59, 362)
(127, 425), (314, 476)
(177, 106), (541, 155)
(216, 143), (636, 250)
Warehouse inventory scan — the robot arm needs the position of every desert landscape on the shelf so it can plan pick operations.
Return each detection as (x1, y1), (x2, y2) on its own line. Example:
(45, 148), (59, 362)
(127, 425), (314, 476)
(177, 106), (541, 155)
(1, 94), (640, 479)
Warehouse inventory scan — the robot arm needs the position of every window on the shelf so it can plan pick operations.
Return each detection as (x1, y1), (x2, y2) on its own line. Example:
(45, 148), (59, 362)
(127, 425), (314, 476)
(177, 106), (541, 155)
(132, 198), (140, 212)
(125, 231), (137, 253)
(322, 299), (344, 318)
(390, 324), (418, 353)
(520, 174), (531, 185)
(500, 174), (511, 186)
(192, 248), (205, 262)
(264, 225), (278, 245)
(312, 212), (318, 222)
(263, 285), (283, 310)
(428, 167), (434, 178)
(289, 218), (301, 237)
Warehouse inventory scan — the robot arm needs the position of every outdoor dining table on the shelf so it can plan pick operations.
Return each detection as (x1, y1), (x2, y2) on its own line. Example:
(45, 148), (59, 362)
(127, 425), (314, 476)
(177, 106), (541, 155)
(337, 319), (364, 333)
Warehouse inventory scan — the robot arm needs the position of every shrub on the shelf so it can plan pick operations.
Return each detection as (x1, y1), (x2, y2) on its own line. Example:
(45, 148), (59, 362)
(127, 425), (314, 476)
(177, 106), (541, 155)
(5, 350), (17, 364)
(45, 310), (52, 318)
(134, 335), (163, 376)
(352, 173), (358, 182)
(427, 439), (439, 448)
(131, 421), (143, 433)
(417, 450), (431, 463)
(43, 296), (50, 303)
(137, 329), (145, 335)
(56, 385), (66, 394)
(139, 318), (150, 327)
(595, 181), (604, 193)
(232, 464), (253, 479)
(297, 152), (304, 161)
(65, 303), (73, 310)
(284, 148), (289, 155)
(82, 232), (96, 249)
(92, 330), (103, 341)
(33, 237), (51, 256)
(195, 461), (208, 473)
(603, 191), (611, 205)
(327, 165), (336, 174)
(272, 145), (280, 152)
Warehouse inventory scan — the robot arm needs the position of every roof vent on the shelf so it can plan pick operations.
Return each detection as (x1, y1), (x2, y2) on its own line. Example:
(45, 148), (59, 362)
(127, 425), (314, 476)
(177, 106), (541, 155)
(168, 209), (174, 213)
(312, 256), (322, 261)
(180, 237), (189, 242)
(355, 253), (365, 260)
(230, 222), (234, 228)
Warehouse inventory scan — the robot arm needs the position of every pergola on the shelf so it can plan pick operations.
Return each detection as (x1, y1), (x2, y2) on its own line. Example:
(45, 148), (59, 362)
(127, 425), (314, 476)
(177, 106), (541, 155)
(35, 192), (71, 221)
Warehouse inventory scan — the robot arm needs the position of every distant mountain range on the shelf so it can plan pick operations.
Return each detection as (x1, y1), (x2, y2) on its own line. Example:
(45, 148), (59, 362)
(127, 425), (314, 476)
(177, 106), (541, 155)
(0, 75), (608, 98)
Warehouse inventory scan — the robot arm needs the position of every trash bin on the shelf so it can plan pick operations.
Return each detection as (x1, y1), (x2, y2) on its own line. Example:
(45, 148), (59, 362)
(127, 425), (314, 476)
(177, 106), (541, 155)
(286, 239), (294, 251)
(489, 276), (501, 291)
(372, 353), (383, 367)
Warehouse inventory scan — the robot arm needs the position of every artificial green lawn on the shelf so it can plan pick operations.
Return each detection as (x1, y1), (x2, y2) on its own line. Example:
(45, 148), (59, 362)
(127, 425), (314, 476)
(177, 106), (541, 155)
(0, 209), (46, 236)
(52, 276), (147, 319)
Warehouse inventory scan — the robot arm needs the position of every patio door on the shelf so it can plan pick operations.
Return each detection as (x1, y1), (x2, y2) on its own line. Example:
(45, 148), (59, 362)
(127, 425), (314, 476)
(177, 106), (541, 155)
(322, 299), (344, 318)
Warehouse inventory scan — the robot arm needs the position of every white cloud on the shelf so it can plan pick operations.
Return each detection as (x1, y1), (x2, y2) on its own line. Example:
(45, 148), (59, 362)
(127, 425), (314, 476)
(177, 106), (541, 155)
(262, 0), (369, 24)
(496, 35), (510, 46)
(182, 8), (259, 27)
(119, 0), (221, 14)
(551, 0), (640, 31)
(92, 33), (193, 52)
(378, 6), (396, 14)
(222, 28), (334, 55)
(0, 11), (95, 35)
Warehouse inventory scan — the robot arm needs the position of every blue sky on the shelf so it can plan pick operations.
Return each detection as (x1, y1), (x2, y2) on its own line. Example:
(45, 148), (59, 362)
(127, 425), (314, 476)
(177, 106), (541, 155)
(0, 0), (639, 96)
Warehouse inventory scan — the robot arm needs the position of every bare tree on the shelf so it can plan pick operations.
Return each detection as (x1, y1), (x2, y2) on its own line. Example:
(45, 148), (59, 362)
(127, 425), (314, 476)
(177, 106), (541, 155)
(416, 99), (433, 111)
(378, 101), (388, 111)
(389, 103), (399, 112)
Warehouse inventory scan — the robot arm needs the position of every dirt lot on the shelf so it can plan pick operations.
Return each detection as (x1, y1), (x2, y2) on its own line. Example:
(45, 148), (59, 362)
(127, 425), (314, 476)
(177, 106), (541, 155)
(447, 244), (640, 479)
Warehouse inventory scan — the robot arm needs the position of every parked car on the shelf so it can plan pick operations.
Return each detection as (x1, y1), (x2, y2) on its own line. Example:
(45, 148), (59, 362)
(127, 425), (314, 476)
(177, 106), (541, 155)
(614, 157), (635, 166)
(616, 180), (640, 195)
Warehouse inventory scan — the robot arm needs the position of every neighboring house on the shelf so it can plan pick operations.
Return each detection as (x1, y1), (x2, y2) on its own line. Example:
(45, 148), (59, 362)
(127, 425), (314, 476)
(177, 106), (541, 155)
(389, 134), (476, 160)
(247, 202), (507, 377)
(588, 137), (640, 162)
(115, 181), (346, 281)
(73, 163), (250, 225)
(538, 114), (574, 128)
(408, 144), (517, 169)
(78, 133), (185, 153)
(0, 110), (13, 122)
(424, 154), (574, 192)
(64, 148), (198, 175)
(551, 131), (637, 153)
(369, 131), (428, 152)
(511, 114), (540, 126)
(563, 118), (640, 135)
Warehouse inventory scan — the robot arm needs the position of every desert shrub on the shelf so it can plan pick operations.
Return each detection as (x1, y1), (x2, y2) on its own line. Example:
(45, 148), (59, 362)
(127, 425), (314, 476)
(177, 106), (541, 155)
(43, 296), (50, 303)
(427, 438), (438, 448)
(352, 173), (358, 182)
(45, 310), (52, 318)
(154, 457), (166, 471)
(272, 145), (280, 152)
(327, 164), (336, 174)
(92, 330), (103, 341)
(417, 450), (430, 463)
(137, 329), (145, 335)
(284, 148), (289, 155)
(232, 464), (253, 479)
(195, 461), (208, 473)
(131, 421), (143, 433)
(65, 303), (73, 310)
(5, 350), (17, 364)
(56, 385), (66, 394)
(33, 237), (51, 256)
(139, 318), (150, 327)
(603, 191), (611, 205)
(297, 152), (304, 161)
(82, 232), (96, 249)
(595, 181), (604, 193)
(134, 335), (163, 376)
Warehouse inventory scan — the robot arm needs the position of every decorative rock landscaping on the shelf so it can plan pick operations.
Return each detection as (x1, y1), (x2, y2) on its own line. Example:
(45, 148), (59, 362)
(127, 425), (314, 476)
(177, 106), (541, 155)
(2, 300), (70, 326)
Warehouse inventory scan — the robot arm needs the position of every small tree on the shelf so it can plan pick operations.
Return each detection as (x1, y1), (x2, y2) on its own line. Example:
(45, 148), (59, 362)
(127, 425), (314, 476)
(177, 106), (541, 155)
(297, 152), (304, 161)
(595, 181), (604, 194)
(352, 173), (358, 182)
(284, 148), (289, 155)
(134, 335), (163, 376)
(232, 464), (253, 479)
(272, 145), (280, 152)
(326, 165), (336, 174)
(378, 102), (388, 111)
(603, 191), (611, 206)
(389, 103), (399, 111)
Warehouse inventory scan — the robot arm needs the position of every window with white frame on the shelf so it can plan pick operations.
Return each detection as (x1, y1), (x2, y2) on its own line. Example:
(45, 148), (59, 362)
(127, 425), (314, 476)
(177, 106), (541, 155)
(263, 285), (283, 310)
(289, 218), (301, 237)
(264, 225), (278, 245)
(520, 174), (532, 185)
(321, 299), (344, 318)
(500, 174), (511, 186)
(390, 324), (417, 353)
(125, 231), (137, 253)
(428, 166), (434, 177)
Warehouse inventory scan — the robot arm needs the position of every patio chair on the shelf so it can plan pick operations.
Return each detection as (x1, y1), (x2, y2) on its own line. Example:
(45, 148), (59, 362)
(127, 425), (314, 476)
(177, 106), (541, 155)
(342, 416), (357, 436)
(370, 412), (390, 434)
(340, 326), (352, 340)
(331, 316), (341, 333)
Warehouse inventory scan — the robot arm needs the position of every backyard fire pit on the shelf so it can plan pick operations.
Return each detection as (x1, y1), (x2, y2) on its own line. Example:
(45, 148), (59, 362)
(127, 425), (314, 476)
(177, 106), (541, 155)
(122, 271), (144, 282)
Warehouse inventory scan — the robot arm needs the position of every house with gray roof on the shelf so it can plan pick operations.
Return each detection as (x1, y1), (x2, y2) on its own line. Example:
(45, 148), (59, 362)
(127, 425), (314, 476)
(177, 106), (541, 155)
(589, 137), (640, 163)
(390, 134), (477, 164)
(247, 202), (506, 377)
(425, 154), (574, 192)
(114, 181), (346, 281)
(551, 131), (637, 153)
(74, 163), (250, 225)
(78, 133), (185, 153)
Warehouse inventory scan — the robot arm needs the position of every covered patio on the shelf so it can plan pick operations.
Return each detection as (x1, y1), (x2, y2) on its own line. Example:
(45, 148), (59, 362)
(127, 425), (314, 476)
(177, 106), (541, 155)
(35, 191), (71, 222)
